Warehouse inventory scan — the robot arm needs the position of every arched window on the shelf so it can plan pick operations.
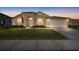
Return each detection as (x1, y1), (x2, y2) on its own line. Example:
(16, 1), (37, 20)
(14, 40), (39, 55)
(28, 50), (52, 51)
(37, 18), (44, 25)
(16, 18), (22, 25)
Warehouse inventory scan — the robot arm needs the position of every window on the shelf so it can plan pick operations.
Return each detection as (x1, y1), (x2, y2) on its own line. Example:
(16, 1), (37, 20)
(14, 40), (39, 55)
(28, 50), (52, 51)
(37, 18), (44, 25)
(16, 18), (22, 25)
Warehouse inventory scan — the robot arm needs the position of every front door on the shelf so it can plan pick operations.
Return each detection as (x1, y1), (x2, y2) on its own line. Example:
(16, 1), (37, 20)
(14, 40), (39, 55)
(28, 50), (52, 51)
(27, 17), (33, 27)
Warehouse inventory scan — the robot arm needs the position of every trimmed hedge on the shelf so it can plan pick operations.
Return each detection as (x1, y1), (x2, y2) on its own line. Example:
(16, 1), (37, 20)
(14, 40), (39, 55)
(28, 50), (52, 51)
(11, 25), (25, 28)
(31, 25), (47, 28)
(68, 25), (79, 29)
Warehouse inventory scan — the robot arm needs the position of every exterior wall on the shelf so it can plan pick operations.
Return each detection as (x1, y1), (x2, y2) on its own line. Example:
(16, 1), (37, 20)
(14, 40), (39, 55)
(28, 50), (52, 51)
(12, 18), (17, 25)
(12, 14), (24, 26)
(35, 13), (47, 26)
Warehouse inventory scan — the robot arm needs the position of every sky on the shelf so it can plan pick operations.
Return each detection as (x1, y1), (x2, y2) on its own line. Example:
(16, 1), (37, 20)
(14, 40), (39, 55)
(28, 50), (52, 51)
(0, 7), (79, 19)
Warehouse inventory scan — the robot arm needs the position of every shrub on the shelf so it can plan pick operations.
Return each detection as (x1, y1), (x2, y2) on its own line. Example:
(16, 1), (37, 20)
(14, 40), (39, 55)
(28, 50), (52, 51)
(31, 25), (47, 28)
(11, 25), (25, 28)
(68, 25), (79, 29)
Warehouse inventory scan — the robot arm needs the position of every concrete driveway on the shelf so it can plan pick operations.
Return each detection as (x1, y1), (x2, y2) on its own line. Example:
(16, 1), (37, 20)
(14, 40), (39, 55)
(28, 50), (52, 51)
(0, 27), (79, 51)
(52, 27), (79, 40)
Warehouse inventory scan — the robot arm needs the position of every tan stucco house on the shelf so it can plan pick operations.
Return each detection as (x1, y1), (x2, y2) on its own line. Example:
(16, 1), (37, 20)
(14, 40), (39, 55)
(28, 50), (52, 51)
(12, 11), (71, 28)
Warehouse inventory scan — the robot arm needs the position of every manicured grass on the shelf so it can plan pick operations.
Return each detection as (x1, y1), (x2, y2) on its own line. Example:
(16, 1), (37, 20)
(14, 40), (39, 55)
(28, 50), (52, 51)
(0, 29), (68, 40)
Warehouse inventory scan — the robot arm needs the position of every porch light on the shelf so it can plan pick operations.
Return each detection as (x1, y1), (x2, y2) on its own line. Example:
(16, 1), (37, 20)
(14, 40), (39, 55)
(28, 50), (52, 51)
(28, 17), (32, 20)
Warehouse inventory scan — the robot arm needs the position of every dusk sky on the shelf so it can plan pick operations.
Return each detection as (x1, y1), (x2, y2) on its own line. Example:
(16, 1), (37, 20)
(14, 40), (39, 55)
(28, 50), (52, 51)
(0, 7), (79, 19)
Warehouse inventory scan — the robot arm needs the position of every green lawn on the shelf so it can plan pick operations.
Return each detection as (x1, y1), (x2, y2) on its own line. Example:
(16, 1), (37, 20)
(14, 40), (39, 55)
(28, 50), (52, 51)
(0, 28), (68, 40)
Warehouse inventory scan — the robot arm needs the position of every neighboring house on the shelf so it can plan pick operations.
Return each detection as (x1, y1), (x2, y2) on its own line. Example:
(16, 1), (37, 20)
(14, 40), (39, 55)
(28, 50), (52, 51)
(0, 13), (12, 28)
(69, 19), (79, 26)
(68, 19), (79, 28)
(12, 11), (70, 28)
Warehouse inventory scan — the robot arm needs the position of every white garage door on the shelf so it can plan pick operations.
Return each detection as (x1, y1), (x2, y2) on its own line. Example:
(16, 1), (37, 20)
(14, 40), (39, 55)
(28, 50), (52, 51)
(47, 19), (69, 28)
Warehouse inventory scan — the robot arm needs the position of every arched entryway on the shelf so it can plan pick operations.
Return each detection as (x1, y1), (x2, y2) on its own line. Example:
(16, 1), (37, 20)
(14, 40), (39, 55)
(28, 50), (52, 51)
(27, 17), (34, 27)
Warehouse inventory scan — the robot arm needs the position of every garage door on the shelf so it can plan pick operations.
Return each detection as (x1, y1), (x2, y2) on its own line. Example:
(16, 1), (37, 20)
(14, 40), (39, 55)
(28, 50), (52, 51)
(46, 19), (69, 27)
